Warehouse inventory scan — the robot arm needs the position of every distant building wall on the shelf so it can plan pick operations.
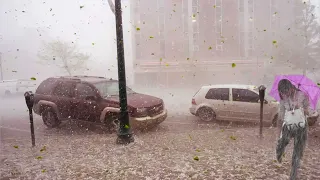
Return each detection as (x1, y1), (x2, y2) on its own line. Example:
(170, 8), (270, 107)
(130, 0), (295, 87)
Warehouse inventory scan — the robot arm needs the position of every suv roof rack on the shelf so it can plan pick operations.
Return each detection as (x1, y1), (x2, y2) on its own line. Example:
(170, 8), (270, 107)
(73, 75), (106, 79)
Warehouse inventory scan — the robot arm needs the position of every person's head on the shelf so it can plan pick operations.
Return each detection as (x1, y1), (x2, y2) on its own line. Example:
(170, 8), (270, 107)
(278, 79), (297, 99)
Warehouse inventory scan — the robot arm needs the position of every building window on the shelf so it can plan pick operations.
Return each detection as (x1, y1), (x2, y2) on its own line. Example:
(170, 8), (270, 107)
(135, 0), (140, 7)
(192, 0), (200, 53)
(192, 0), (199, 7)
(239, 0), (244, 12)
(193, 45), (199, 51)
(215, 0), (223, 51)
(160, 39), (166, 58)
(157, 0), (165, 58)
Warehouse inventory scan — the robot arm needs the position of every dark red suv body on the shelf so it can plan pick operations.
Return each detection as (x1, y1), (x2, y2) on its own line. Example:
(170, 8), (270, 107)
(33, 76), (167, 129)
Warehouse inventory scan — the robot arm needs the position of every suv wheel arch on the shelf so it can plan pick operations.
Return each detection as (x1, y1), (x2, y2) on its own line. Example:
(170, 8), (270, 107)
(38, 100), (60, 118)
(100, 107), (120, 123)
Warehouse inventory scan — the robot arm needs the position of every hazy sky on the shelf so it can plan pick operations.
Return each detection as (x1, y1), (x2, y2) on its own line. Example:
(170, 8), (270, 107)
(0, 0), (132, 83)
(0, 0), (319, 84)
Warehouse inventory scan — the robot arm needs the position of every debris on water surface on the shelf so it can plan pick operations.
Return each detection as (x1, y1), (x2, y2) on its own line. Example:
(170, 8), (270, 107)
(80, 5), (84, 9)
(30, 77), (36, 80)
(36, 156), (43, 160)
(231, 63), (236, 68)
(40, 146), (47, 152)
(193, 156), (199, 161)
(13, 145), (19, 149)
(230, 135), (237, 140)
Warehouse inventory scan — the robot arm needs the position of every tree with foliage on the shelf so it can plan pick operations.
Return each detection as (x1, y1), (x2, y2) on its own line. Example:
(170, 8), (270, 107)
(38, 41), (90, 76)
(271, 1), (320, 75)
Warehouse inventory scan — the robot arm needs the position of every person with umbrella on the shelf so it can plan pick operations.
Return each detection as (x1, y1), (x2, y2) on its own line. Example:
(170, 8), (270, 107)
(269, 75), (320, 180)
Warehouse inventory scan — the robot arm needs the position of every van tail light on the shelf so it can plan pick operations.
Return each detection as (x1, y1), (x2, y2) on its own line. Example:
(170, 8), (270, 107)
(192, 98), (196, 105)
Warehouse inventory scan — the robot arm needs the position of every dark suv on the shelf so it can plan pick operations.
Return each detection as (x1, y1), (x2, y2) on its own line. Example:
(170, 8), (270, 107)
(33, 76), (167, 130)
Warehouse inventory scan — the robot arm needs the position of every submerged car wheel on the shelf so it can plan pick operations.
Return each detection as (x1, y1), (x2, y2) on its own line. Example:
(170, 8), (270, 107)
(197, 107), (216, 122)
(104, 112), (120, 133)
(42, 108), (61, 128)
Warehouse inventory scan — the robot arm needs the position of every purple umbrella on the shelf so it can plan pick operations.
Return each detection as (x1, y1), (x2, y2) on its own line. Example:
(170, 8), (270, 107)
(269, 74), (320, 110)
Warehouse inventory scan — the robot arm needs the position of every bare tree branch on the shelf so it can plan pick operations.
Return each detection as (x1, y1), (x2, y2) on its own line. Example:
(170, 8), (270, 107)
(38, 40), (90, 76)
(107, 0), (115, 15)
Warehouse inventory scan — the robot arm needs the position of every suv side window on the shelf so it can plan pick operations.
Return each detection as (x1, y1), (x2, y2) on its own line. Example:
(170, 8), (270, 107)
(75, 83), (97, 99)
(205, 88), (229, 100)
(52, 81), (74, 97)
(232, 88), (259, 103)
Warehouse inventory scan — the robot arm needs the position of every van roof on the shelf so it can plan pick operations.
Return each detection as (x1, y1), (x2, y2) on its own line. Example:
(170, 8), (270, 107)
(201, 84), (258, 90)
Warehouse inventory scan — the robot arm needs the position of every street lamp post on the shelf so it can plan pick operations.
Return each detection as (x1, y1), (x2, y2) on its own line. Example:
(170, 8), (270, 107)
(114, 0), (134, 144)
(258, 85), (266, 139)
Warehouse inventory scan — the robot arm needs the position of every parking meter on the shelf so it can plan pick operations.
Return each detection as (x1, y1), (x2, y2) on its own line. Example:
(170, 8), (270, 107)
(258, 85), (266, 138)
(24, 91), (35, 147)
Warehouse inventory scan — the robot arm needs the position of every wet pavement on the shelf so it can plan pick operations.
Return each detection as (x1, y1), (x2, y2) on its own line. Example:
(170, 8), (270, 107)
(1, 94), (320, 179)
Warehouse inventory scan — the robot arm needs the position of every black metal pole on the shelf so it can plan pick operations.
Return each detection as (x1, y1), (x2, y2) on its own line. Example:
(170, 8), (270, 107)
(28, 107), (35, 147)
(114, 0), (134, 144)
(258, 85), (266, 139)
(24, 91), (35, 147)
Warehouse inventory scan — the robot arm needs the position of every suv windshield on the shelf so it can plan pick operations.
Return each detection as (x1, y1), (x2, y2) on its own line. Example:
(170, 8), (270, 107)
(93, 81), (135, 97)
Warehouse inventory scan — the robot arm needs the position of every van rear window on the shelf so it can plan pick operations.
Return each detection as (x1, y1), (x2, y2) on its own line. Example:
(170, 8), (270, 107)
(205, 88), (229, 100)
